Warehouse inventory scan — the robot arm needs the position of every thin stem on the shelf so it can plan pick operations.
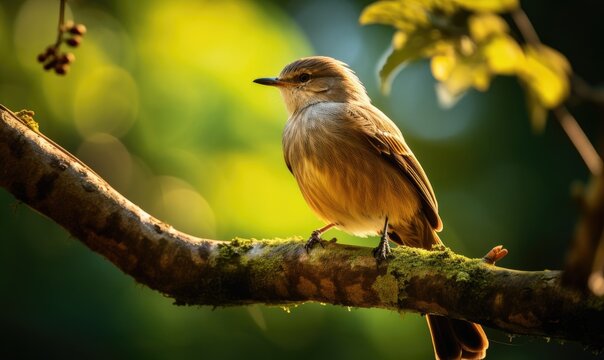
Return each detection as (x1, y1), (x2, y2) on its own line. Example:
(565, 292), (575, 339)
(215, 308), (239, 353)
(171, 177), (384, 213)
(511, 9), (540, 45)
(572, 75), (604, 107)
(54, 0), (66, 48)
(554, 107), (602, 175)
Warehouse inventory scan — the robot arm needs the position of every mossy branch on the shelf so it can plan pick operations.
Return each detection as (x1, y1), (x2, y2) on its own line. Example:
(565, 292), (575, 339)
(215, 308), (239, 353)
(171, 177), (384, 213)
(0, 106), (603, 348)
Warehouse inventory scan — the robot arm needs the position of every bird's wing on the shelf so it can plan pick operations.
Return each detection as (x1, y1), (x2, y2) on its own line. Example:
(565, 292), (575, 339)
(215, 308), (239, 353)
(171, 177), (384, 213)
(346, 104), (442, 231)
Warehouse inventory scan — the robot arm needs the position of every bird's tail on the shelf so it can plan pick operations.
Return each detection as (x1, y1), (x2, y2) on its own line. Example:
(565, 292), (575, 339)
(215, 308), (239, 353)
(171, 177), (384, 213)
(390, 218), (489, 360)
(426, 314), (488, 360)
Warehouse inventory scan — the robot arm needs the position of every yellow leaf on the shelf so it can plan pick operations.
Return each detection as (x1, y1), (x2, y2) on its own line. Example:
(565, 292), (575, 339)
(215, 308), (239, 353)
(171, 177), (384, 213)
(360, 0), (429, 31)
(519, 45), (571, 108)
(430, 0), (458, 13)
(525, 88), (548, 132)
(442, 65), (473, 95)
(431, 53), (455, 81)
(442, 60), (491, 95)
(532, 44), (571, 74)
(454, 0), (519, 12)
(459, 35), (476, 56)
(469, 13), (509, 42)
(392, 31), (408, 49)
(482, 35), (524, 74)
(472, 65), (491, 91)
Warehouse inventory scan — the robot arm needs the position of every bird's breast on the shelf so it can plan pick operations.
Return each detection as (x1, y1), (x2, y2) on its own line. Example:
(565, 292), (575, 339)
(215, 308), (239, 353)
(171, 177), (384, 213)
(282, 103), (420, 235)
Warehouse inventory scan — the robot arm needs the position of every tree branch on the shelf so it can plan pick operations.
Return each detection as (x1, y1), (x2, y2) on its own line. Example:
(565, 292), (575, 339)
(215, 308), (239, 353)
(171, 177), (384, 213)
(0, 106), (603, 348)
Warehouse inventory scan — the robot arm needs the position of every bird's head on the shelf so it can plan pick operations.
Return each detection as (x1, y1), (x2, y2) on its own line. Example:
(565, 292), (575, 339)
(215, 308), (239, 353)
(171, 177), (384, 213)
(254, 56), (370, 115)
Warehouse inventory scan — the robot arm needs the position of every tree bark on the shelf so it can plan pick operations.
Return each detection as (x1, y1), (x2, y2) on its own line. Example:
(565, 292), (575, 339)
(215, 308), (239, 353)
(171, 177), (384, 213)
(1, 106), (603, 348)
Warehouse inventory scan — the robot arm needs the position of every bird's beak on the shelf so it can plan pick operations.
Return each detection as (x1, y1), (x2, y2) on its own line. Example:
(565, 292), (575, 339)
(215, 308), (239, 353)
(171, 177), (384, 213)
(253, 77), (293, 87)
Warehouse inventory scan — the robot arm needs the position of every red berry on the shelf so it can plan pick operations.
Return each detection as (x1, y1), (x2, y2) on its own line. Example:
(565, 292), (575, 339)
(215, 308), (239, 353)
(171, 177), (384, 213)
(66, 36), (82, 47)
(62, 20), (74, 32)
(55, 64), (69, 75)
(69, 24), (87, 36)
(37, 53), (48, 63)
(60, 53), (75, 64)
(43, 60), (57, 71)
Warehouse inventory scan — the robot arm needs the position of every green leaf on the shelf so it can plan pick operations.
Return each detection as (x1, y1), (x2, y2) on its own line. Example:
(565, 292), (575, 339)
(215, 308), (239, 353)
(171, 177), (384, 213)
(454, 0), (519, 12)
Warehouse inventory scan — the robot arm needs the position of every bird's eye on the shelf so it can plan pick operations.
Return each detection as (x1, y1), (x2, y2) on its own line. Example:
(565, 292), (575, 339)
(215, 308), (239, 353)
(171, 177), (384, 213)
(298, 73), (311, 82)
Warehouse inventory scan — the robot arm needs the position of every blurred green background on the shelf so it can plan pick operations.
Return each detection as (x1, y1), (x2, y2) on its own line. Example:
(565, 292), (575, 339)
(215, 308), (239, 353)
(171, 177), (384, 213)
(1, 0), (602, 359)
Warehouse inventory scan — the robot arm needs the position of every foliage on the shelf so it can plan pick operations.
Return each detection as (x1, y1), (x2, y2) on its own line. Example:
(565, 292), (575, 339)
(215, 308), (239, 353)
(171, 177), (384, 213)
(360, 0), (571, 131)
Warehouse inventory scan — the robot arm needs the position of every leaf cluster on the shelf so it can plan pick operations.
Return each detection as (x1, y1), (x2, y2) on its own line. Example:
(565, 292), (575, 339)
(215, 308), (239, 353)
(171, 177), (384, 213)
(361, 0), (571, 130)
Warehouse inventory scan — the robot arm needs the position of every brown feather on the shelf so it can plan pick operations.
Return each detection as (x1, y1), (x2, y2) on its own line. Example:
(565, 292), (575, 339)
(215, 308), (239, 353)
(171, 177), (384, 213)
(450, 319), (489, 353)
(427, 315), (462, 360)
(427, 315), (488, 360)
(347, 104), (443, 231)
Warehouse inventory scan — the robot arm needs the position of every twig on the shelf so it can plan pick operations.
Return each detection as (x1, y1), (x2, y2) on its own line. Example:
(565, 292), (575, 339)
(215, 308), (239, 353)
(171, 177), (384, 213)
(55, 0), (67, 48)
(554, 107), (603, 175)
(511, 9), (540, 45)
(572, 75), (604, 107)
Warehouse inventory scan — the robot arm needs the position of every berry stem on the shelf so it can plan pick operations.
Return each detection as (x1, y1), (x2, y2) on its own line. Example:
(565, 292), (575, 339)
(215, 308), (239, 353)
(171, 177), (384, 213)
(54, 0), (67, 48)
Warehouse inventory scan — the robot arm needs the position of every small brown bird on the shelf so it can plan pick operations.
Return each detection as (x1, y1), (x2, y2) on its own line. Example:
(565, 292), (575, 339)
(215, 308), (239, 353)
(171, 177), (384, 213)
(254, 56), (488, 360)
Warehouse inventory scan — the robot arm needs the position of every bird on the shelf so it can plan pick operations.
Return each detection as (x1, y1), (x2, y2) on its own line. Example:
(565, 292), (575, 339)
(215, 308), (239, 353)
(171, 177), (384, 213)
(254, 56), (488, 360)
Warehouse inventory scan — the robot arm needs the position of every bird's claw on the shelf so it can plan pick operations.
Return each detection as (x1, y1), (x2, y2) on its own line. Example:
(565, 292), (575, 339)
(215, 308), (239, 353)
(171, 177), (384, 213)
(305, 230), (324, 253)
(372, 234), (392, 263)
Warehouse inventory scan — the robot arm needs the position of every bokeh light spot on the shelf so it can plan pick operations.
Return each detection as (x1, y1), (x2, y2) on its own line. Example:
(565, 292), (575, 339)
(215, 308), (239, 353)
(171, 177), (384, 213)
(73, 66), (139, 137)
(152, 176), (216, 237)
(0, 4), (7, 55)
(294, 0), (362, 62)
(359, 308), (433, 359)
(388, 62), (482, 141)
(135, 0), (311, 151)
(210, 152), (317, 238)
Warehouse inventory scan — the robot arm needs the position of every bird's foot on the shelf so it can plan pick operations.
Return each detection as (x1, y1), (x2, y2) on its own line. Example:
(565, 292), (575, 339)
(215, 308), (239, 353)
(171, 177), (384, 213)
(482, 245), (508, 265)
(372, 233), (392, 263)
(305, 230), (325, 253)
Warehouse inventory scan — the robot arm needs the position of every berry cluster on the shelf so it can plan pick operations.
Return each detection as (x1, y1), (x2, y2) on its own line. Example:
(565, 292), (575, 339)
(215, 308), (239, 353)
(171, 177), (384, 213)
(63, 21), (86, 46)
(37, 21), (86, 75)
